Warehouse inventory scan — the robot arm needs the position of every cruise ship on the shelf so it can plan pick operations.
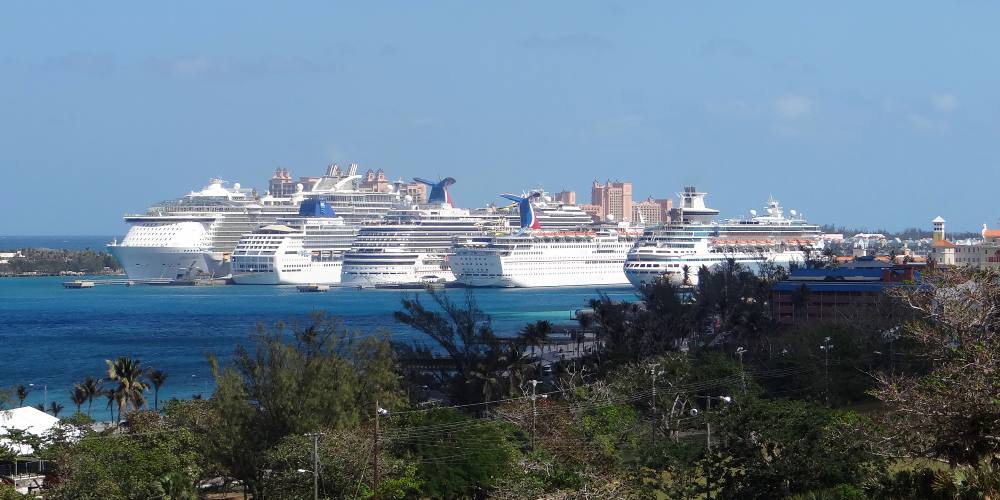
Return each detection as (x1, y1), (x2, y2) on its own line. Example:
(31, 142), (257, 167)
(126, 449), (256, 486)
(486, 190), (597, 230)
(451, 193), (641, 287)
(109, 165), (402, 281)
(108, 179), (303, 280)
(230, 199), (357, 285)
(624, 187), (820, 287)
(340, 178), (505, 287)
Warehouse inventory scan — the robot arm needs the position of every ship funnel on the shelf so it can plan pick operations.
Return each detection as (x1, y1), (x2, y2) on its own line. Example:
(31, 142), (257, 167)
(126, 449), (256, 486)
(500, 192), (541, 231)
(347, 163), (359, 177)
(414, 177), (457, 206)
(298, 199), (336, 217)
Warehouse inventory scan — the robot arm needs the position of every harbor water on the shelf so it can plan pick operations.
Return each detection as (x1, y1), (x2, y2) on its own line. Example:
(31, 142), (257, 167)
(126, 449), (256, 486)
(0, 276), (636, 418)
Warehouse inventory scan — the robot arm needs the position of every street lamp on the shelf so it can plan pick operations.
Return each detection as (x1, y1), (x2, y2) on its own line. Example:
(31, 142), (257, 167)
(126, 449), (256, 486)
(698, 395), (733, 500)
(735, 347), (747, 394)
(28, 383), (47, 408)
(820, 337), (834, 406)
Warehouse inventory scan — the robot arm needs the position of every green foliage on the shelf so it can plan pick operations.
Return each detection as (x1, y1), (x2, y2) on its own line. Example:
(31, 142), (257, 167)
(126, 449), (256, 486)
(0, 248), (119, 275)
(45, 416), (202, 500)
(712, 397), (874, 499)
(208, 314), (403, 497)
(0, 484), (30, 500)
(389, 408), (517, 498)
(262, 427), (420, 499)
(581, 404), (639, 463)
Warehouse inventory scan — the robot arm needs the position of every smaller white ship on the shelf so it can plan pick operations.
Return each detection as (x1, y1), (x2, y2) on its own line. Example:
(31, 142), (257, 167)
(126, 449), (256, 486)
(230, 199), (356, 285)
(340, 178), (504, 287)
(451, 193), (641, 287)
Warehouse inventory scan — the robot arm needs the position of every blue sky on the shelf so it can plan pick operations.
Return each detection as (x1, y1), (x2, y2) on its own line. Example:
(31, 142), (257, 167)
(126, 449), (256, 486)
(2, 1), (999, 235)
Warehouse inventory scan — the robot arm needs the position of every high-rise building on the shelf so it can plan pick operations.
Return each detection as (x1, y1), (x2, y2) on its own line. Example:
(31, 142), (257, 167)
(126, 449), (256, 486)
(591, 180), (633, 222)
(361, 168), (392, 192)
(268, 168), (296, 197)
(553, 190), (576, 205)
(399, 180), (428, 203)
(578, 204), (604, 223)
(631, 197), (665, 225)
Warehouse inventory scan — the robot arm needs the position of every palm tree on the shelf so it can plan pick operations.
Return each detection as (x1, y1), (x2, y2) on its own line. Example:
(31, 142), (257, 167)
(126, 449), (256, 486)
(147, 369), (168, 411)
(520, 320), (553, 358)
(34, 403), (45, 412)
(80, 377), (101, 417)
(15, 385), (29, 407)
(69, 385), (87, 414)
(48, 401), (64, 418)
(105, 357), (148, 418)
(682, 264), (692, 286)
(105, 388), (118, 423)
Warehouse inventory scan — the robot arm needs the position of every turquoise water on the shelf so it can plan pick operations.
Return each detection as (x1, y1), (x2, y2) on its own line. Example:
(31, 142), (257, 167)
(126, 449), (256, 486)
(0, 276), (636, 418)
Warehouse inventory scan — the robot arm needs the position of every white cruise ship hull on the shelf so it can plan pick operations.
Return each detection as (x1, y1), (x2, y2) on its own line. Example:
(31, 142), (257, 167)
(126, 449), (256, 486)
(457, 270), (629, 288)
(109, 245), (226, 281)
(275, 262), (344, 285)
(341, 263), (454, 286)
(451, 247), (632, 288)
(624, 251), (807, 288)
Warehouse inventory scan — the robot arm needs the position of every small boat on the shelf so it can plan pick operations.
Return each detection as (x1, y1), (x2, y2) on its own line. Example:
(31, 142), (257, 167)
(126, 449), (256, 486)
(63, 280), (96, 289)
(297, 284), (330, 293)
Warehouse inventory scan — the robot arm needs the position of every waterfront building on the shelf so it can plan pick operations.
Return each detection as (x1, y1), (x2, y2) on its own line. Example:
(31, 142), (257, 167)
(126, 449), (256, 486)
(928, 215), (1000, 268)
(268, 168), (297, 197)
(578, 204), (604, 222)
(631, 197), (672, 225)
(399, 180), (429, 204)
(771, 259), (922, 325)
(553, 190), (576, 205)
(591, 180), (633, 222)
(360, 168), (393, 193)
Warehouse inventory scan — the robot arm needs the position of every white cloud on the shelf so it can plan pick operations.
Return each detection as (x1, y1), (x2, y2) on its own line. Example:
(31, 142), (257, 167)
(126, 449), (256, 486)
(773, 95), (812, 120)
(931, 94), (959, 113)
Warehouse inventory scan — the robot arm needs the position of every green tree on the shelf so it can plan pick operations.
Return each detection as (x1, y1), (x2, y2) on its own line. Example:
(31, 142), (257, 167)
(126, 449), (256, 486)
(388, 408), (517, 498)
(208, 314), (403, 498)
(394, 289), (502, 405)
(15, 385), (28, 407)
(712, 397), (874, 498)
(69, 385), (87, 414)
(45, 414), (203, 500)
(80, 377), (101, 417)
(873, 267), (1000, 467)
(48, 401), (64, 417)
(147, 369), (168, 412)
(105, 357), (148, 418)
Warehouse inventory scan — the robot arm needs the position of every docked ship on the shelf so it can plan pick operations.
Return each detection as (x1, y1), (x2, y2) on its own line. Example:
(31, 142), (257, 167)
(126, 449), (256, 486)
(108, 179), (303, 280)
(230, 199), (357, 285)
(109, 164), (402, 281)
(450, 193), (642, 287)
(485, 190), (597, 230)
(340, 178), (505, 287)
(623, 187), (820, 288)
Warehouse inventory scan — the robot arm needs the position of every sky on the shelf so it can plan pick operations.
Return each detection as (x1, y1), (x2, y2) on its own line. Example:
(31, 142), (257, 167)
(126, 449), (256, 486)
(2, 1), (1000, 236)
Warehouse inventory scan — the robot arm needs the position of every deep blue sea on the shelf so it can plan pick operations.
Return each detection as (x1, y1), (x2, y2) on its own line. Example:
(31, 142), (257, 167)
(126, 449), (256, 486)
(0, 276), (636, 419)
(0, 235), (120, 251)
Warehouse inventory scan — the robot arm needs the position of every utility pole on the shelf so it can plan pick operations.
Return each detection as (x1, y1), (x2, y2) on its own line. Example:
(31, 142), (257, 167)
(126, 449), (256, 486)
(312, 433), (319, 500)
(820, 337), (833, 407)
(649, 363), (660, 448)
(373, 400), (381, 500)
(735, 347), (747, 395)
(529, 380), (540, 451)
(705, 395), (712, 500)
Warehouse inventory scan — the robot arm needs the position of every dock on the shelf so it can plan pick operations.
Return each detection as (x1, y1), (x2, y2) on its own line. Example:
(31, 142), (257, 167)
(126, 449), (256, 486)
(297, 284), (330, 293)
